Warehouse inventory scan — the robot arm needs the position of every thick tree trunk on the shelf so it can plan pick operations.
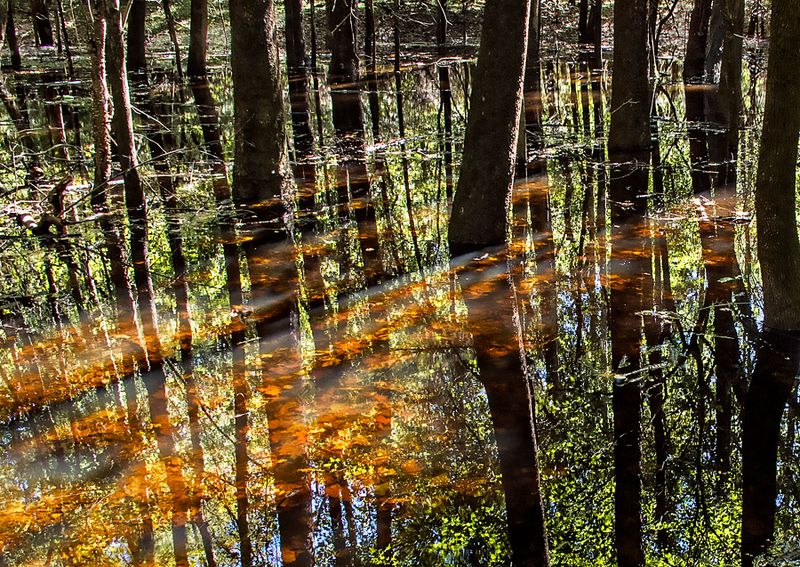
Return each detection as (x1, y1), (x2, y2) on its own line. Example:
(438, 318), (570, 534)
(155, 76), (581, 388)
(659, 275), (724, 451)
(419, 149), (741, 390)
(126, 0), (147, 76)
(188, 0), (208, 76)
(448, 0), (531, 251)
(608, 0), (651, 155)
(459, 258), (550, 566)
(754, 0), (800, 331)
(704, 0), (724, 80)
(326, 0), (358, 82)
(684, 0), (713, 82)
(229, 0), (289, 211)
(709, 0), (744, 185)
(327, 0), (363, 136)
(742, 2), (800, 564)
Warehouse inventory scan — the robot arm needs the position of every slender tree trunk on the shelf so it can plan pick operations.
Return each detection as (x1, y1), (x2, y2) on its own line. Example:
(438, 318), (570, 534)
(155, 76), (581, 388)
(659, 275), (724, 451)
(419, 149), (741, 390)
(55, 0), (73, 77)
(448, 0), (531, 251)
(102, 1), (191, 564)
(284, 0), (314, 157)
(6, 0), (21, 69)
(31, 0), (53, 46)
(188, 0), (208, 76)
(162, 0), (184, 79)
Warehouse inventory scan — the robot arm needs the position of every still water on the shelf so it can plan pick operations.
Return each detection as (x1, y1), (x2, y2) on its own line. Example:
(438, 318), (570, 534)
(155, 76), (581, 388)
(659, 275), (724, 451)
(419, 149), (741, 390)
(0, 49), (797, 565)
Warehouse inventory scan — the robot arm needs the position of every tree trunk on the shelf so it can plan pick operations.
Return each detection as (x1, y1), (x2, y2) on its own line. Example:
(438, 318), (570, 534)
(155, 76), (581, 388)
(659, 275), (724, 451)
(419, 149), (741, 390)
(684, 0), (713, 82)
(6, 0), (21, 69)
(126, 0), (147, 76)
(162, 0), (183, 79)
(753, 0), (800, 332)
(102, 1), (191, 564)
(704, 0), (724, 81)
(448, 0), (531, 251)
(743, 1), (800, 564)
(608, 0), (651, 155)
(326, 0), (358, 82)
(188, 0), (208, 76)
(711, 0), (744, 184)
(229, 0), (289, 212)
(284, 0), (314, 157)
(458, 258), (550, 566)
(31, 0), (53, 46)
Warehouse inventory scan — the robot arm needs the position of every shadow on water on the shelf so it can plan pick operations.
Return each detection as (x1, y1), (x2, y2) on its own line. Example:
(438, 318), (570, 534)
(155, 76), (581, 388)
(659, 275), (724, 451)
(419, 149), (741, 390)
(0, 48), (799, 567)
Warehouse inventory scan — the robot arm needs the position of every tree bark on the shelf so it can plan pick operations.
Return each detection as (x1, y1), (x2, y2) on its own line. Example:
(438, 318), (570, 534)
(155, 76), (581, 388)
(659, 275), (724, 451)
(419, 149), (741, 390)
(31, 0), (53, 46)
(742, 2), (800, 564)
(6, 0), (21, 69)
(188, 0), (208, 76)
(684, 0), (713, 82)
(448, 0), (531, 251)
(326, 0), (358, 82)
(608, 0), (651, 155)
(126, 0), (147, 76)
(284, 0), (314, 157)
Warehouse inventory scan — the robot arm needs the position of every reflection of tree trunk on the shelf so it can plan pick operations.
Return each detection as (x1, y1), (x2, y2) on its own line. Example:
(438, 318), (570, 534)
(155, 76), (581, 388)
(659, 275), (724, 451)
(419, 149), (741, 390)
(145, 85), (219, 567)
(741, 330), (800, 565)
(189, 75), (248, 567)
(458, 258), (550, 566)
(743, 2), (800, 564)
(607, 162), (648, 567)
(643, 224), (672, 550)
(103, 1), (190, 563)
(529, 186), (558, 390)
(439, 65), (454, 202)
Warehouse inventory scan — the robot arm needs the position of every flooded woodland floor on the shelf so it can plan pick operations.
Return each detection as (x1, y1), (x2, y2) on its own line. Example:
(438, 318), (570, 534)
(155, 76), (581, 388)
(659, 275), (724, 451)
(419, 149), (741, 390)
(0, 41), (798, 566)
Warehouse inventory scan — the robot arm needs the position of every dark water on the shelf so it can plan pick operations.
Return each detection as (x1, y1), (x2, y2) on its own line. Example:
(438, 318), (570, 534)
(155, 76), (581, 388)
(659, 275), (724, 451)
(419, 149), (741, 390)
(0, 49), (797, 566)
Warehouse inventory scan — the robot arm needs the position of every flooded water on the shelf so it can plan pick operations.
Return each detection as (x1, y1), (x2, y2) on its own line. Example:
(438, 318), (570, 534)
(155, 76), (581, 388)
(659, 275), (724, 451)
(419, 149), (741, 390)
(0, 47), (797, 566)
